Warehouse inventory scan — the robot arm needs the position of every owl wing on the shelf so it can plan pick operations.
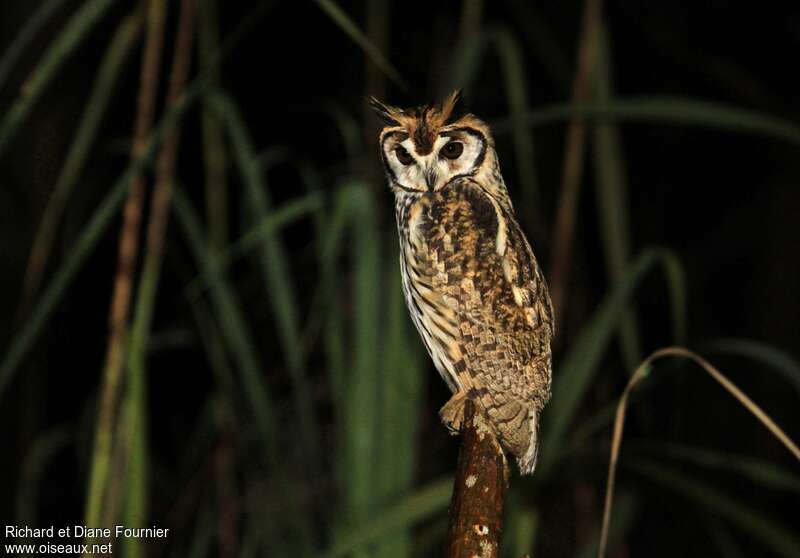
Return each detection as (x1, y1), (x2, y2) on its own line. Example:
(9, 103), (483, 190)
(432, 179), (553, 466)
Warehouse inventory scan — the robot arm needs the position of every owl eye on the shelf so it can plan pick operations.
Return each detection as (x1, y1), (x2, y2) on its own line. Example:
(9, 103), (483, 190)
(395, 146), (414, 165)
(441, 141), (463, 159)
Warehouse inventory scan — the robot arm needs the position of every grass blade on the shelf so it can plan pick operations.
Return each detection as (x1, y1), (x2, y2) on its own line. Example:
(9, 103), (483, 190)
(173, 188), (314, 556)
(122, 2), (196, 552)
(591, 22), (641, 371)
(185, 192), (324, 299)
(19, 10), (142, 320)
(0, 145), (145, 399)
(322, 476), (453, 558)
(541, 249), (687, 463)
(375, 256), (424, 558)
(704, 337), (800, 397)
(186, 504), (215, 558)
(547, 0), (602, 323)
(630, 458), (800, 558)
(315, 0), (408, 90)
(491, 27), (541, 212)
(318, 182), (397, 555)
(0, 0), (116, 154)
(707, 518), (747, 558)
(636, 441), (800, 494)
(507, 504), (538, 558)
(320, 186), (355, 415)
(340, 182), (382, 541)
(16, 425), (72, 526)
(173, 188), (278, 461)
(209, 91), (319, 463)
(574, 492), (636, 558)
(0, 0), (69, 92)
(598, 347), (800, 558)
(321, 101), (362, 160)
(85, 0), (168, 535)
(447, 27), (540, 208)
(0, 35), (206, 406)
(659, 250), (687, 345)
(198, 0), (228, 250)
(493, 97), (800, 147)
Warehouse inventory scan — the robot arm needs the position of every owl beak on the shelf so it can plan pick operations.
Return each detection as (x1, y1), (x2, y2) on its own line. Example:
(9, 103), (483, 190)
(424, 168), (438, 191)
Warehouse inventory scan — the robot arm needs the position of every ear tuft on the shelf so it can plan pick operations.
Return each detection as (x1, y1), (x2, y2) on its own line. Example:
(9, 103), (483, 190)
(368, 97), (401, 126)
(441, 89), (464, 123)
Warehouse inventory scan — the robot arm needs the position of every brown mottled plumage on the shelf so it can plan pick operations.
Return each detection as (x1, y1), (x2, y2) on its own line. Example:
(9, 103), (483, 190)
(371, 91), (554, 474)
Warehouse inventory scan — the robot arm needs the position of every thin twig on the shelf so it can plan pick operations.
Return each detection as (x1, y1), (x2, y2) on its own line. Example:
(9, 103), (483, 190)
(548, 0), (603, 326)
(445, 400), (509, 558)
(598, 346), (800, 558)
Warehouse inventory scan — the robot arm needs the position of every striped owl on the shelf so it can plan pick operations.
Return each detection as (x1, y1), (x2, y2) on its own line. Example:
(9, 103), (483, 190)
(370, 91), (554, 474)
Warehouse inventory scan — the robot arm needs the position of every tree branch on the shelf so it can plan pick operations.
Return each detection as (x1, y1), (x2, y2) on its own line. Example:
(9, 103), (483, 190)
(445, 400), (510, 558)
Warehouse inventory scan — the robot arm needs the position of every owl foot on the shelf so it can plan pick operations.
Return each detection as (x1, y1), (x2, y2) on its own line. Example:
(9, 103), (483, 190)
(439, 391), (468, 435)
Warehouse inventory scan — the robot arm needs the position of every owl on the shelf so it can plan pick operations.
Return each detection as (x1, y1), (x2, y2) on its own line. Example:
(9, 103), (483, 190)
(370, 91), (554, 475)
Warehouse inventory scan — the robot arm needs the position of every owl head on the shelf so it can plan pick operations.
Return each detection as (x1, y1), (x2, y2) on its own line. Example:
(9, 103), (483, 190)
(370, 91), (509, 204)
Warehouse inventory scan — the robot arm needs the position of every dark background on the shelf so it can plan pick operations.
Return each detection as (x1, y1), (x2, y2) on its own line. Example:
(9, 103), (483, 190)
(0, 1), (798, 557)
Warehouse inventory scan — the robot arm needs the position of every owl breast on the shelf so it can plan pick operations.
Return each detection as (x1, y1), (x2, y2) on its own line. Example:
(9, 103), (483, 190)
(395, 178), (552, 404)
(397, 194), (463, 393)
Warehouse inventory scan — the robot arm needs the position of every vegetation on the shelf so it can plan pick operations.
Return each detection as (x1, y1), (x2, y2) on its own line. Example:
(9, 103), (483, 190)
(1, 1), (798, 557)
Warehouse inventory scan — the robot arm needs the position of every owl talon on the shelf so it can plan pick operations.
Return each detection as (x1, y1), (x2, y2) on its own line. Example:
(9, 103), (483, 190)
(439, 391), (468, 434)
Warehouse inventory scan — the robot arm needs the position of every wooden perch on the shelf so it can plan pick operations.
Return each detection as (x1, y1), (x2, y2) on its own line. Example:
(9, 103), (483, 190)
(445, 399), (510, 558)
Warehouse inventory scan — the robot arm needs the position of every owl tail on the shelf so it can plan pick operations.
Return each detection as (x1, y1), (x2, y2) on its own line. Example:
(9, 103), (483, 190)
(516, 411), (541, 475)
